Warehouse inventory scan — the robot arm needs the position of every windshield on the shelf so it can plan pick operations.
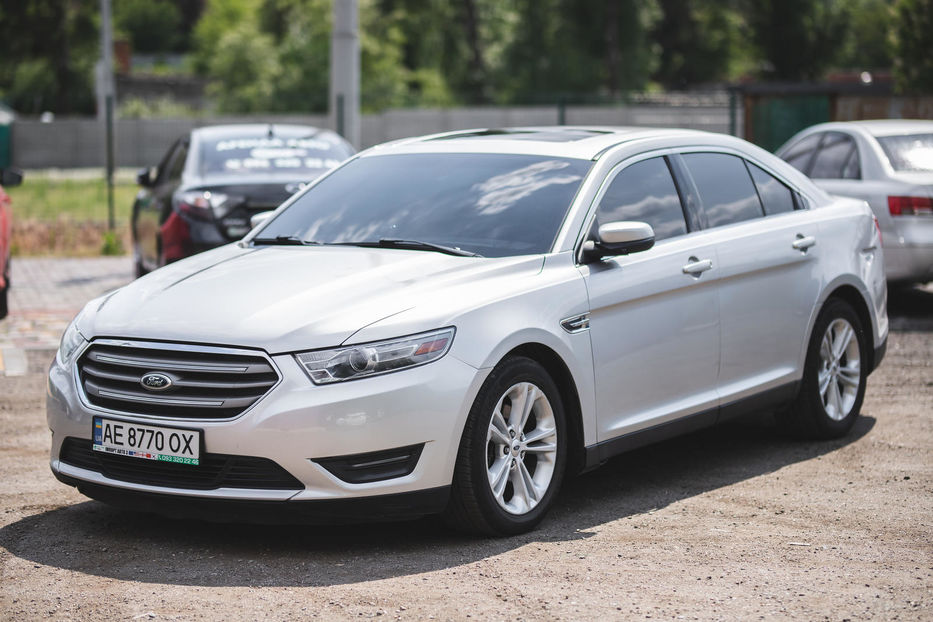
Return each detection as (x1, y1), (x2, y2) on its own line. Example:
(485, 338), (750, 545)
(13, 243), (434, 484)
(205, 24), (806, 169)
(258, 153), (592, 257)
(198, 133), (354, 177)
(876, 133), (933, 172)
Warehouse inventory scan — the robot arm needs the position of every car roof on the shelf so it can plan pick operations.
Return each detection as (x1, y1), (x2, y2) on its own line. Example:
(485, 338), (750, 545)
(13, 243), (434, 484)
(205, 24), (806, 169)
(802, 119), (933, 138)
(363, 126), (717, 160)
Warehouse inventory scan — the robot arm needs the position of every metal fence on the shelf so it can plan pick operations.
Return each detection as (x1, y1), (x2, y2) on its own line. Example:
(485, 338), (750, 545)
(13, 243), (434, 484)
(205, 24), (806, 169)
(9, 101), (741, 169)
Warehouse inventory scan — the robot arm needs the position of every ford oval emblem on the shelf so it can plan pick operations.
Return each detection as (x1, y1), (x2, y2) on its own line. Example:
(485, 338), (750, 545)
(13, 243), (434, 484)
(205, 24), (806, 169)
(140, 372), (173, 391)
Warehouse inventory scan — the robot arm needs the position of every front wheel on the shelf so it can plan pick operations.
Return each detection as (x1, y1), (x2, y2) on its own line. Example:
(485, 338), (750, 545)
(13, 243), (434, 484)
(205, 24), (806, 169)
(445, 356), (567, 535)
(780, 298), (868, 439)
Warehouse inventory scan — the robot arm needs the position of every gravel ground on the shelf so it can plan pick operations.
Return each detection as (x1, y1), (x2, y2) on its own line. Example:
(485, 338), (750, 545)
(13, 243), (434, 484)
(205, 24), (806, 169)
(0, 287), (930, 621)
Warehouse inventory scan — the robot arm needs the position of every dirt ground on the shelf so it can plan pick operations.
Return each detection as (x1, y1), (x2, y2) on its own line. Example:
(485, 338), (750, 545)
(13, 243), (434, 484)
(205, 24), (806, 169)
(1, 288), (931, 621)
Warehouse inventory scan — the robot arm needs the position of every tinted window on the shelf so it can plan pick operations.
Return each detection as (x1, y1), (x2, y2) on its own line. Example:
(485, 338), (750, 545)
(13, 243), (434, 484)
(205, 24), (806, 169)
(682, 153), (763, 227)
(748, 163), (796, 215)
(261, 153), (591, 258)
(782, 133), (821, 173)
(876, 133), (933, 172)
(596, 157), (687, 242)
(810, 132), (859, 179)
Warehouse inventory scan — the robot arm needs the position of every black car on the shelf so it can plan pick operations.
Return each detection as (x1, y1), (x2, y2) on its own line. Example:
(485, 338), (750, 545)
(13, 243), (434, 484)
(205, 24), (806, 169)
(132, 124), (355, 276)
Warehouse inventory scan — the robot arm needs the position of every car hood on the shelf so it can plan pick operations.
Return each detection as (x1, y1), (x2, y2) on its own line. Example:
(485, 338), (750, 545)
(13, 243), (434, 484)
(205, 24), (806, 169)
(81, 244), (544, 354)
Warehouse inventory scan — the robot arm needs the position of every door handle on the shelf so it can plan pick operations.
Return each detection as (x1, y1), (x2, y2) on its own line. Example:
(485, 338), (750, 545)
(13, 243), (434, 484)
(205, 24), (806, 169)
(682, 257), (713, 275)
(792, 234), (817, 251)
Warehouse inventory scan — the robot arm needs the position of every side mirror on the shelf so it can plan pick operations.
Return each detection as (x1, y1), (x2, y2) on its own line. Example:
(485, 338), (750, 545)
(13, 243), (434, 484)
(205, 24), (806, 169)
(136, 167), (153, 187)
(582, 221), (655, 262)
(0, 168), (23, 188)
(250, 210), (274, 229)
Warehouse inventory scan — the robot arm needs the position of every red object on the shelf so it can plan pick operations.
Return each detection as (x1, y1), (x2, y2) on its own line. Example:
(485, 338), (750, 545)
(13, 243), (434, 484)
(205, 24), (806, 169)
(0, 184), (11, 290)
(888, 195), (933, 216)
(159, 211), (193, 264)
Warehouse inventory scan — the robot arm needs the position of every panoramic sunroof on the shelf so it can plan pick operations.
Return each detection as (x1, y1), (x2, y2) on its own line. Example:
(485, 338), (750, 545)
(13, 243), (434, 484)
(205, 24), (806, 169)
(429, 128), (613, 143)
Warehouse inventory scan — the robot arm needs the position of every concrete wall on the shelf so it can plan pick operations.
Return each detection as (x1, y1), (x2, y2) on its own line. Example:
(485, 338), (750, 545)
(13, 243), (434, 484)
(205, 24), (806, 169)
(10, 103), (740, 169)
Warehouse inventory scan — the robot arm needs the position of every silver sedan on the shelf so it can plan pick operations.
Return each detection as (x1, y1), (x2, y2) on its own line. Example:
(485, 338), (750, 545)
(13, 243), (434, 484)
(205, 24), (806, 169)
(777, 120), (933, 285)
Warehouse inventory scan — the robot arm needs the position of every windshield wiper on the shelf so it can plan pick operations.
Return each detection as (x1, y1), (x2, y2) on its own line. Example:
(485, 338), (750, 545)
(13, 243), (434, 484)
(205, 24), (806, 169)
(252, 235), (320, 246)
(336, 238), (482, 257)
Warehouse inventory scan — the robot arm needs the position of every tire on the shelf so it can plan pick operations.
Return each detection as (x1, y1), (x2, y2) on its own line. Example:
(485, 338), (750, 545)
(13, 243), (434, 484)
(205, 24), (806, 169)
(779, 298), (868, 439)
(445, 356), (567, 536)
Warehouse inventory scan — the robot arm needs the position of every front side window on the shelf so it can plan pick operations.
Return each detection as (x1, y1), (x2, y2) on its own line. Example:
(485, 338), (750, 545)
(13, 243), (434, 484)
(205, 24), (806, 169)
(810, 132), (859, 179)
(259, 153), (592, 258)
(682, 153), (763, 228)
(595, 157), (687, 242)
(747, 163), (796, 215)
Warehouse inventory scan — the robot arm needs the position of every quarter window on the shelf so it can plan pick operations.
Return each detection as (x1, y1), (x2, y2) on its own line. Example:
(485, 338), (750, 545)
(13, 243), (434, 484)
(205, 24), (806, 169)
(596, 157), (688, 242)
(682, 153), (763, 227)
(747, 163), (796, 215)
(810, 132), (859, 179)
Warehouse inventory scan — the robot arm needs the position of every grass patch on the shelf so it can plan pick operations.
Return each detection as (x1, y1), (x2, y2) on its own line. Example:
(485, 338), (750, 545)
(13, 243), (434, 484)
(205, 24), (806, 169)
(6, 173), (137, 256)
(6, 175), (138, 222)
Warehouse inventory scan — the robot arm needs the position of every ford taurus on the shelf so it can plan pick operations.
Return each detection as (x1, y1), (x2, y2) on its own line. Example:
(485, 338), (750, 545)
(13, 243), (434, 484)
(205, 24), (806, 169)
(48, 127), (888, 535)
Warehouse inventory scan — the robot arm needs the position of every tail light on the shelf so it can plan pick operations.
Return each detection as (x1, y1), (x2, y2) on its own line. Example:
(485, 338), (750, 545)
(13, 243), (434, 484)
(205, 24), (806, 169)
(887, 195), (933, 216)
(175, 191), (231, 221)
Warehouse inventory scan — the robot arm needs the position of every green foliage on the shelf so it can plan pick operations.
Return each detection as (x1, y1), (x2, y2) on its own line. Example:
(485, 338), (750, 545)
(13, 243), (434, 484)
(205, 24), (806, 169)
(118, 97), (200, 119)
(114, 0), (183, 53)
(0, 0), (98, 114)
(893, 0), (933, 93)
(192, 0), (262, 74)
(837, 0), (894, 71)
(100, 230), (125, 256)
(207, 23), (281, 113)
(744, 0), (850, 81)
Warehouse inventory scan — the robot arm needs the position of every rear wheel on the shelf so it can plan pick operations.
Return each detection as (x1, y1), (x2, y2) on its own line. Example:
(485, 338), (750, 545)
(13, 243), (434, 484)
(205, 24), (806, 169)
(780, 298), (868, 439)
(445, 356), (566, 535)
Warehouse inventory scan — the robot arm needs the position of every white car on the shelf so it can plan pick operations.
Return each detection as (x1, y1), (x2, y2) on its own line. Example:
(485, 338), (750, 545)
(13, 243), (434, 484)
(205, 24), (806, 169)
(48, 127), (888, 535)
(776, 119), (933, 284)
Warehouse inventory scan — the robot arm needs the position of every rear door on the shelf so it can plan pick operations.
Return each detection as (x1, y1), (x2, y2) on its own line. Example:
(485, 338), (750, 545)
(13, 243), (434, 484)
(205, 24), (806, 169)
(581, 154), (721, 441)
(678, 151), (821, 406)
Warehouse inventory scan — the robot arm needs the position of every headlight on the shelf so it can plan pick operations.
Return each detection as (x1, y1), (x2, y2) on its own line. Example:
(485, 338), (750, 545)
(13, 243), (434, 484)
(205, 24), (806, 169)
(56, 320), (87, 368)
(295, 327), (455, 384)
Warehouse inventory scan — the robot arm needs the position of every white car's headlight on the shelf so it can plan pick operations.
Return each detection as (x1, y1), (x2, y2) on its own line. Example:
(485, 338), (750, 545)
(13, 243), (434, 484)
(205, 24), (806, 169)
(295, 327), (455, 384)
(56, 319), (87, 368)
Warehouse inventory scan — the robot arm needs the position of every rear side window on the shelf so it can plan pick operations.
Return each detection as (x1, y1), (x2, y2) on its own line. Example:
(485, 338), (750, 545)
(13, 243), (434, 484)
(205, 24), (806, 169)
(682, 153), (763, 227)
(596, 157), (687, 242)
(782, 133), (821, 173)
(747, 163), (796, 215)
(810, 132), (859, 179)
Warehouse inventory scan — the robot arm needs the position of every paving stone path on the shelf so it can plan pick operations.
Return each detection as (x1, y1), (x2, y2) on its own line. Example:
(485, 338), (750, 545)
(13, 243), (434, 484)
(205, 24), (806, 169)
(0, 256), (133, 375)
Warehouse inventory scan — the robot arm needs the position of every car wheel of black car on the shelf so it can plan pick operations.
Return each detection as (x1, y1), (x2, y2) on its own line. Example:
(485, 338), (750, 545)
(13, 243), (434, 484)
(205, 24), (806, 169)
(780, 298), (868, 439)
(445, 356), (567, 535)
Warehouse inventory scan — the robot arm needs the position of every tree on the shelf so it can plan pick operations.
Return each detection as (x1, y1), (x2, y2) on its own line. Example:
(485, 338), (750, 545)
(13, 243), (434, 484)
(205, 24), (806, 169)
(652, 0), (744, 89)
(744, 0), (849, 81)
(0, 0), (98, 114)
(892, 0), (933, 93)
(114, 0), (183, 54)
(206, 22), (280, 113)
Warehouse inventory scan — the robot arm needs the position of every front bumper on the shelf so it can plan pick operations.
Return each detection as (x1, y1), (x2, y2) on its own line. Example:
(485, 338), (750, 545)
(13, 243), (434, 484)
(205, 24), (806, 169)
(47, 341), (486, 519)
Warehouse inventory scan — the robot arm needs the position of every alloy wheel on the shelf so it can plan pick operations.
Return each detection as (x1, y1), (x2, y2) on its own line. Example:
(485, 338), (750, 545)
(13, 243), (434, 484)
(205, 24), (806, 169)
(485, 381), (558, 515)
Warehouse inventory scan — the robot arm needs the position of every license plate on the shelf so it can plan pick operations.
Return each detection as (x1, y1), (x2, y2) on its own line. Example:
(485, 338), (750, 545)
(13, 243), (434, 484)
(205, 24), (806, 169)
(93, 417), (200, 465)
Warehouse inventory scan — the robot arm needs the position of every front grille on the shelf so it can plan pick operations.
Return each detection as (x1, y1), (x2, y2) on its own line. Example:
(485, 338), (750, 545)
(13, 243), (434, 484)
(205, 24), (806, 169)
(60, 437), (303, 491)
(77, 342), (279, 419)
